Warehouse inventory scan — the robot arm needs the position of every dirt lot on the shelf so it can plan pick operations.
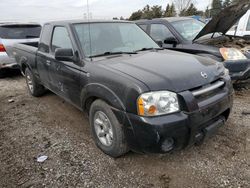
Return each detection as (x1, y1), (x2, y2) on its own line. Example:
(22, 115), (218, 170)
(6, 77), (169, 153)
(0, 75), (250, 188)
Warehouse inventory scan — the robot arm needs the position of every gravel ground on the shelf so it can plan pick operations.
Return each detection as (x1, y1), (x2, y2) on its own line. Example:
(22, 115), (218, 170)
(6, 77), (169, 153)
(0, 75), (249, 188)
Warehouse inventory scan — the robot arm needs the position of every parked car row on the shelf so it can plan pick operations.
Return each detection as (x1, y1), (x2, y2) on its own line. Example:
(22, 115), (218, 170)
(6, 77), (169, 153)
(0, 22), (41, 77)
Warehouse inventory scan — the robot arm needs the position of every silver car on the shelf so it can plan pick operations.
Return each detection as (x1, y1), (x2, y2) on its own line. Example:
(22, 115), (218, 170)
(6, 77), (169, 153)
(0, 22), (41, 77)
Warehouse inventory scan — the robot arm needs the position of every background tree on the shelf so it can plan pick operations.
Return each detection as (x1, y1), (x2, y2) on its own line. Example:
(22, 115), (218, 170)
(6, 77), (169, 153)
(204, 6), (210, 18)
(170, 3), (177, 17)
(211, 0), (222, 17)
(164, 3), (177, 17)
(172, 0), (193, 14)
(181, 3), (198, 16)
(164, 4), (170, 16)
(150, 5), (164, 18)
(141, 5), (153, 19)
(129, 10), (143, 20)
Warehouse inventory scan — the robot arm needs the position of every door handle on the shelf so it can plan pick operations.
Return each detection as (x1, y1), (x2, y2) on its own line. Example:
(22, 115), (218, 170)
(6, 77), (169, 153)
(46, 60), (51, 66)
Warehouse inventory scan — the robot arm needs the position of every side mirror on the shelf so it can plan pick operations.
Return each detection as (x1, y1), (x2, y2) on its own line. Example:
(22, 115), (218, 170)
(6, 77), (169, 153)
(164, 37), (178, 45)
(55, 48), (74, 62)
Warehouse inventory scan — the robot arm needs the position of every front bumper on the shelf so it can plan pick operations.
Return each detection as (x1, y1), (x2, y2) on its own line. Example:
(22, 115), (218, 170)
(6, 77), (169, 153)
(119, 77), (233, 154)
(224, 59), (250, 81)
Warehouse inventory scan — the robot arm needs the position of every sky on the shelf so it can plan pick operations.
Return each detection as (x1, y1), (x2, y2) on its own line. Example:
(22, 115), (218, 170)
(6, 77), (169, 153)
(0, 0), (210, 23)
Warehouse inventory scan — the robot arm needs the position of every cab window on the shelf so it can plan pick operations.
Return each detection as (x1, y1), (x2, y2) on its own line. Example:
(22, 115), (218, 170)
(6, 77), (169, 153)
(150, 24), (174, 42)
(51, 27), (72, 53)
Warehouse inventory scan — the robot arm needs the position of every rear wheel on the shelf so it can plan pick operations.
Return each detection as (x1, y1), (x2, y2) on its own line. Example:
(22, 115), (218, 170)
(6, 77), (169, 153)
(89, 100), (129, 157)
(25, 68), (46, 97)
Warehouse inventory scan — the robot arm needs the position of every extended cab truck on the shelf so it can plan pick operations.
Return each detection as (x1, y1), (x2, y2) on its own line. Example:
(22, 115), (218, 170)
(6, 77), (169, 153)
(13, 20), (233, 157)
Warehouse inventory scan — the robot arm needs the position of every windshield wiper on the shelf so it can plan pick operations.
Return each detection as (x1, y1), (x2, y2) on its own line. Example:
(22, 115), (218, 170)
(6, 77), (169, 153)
(89, 51), (137, 58)
(135, 47), (163, 52)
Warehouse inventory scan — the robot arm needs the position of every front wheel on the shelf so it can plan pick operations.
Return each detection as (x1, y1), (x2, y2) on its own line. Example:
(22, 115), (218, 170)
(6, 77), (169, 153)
(25, 68), (46, 97)
(89, 100), (129, 157)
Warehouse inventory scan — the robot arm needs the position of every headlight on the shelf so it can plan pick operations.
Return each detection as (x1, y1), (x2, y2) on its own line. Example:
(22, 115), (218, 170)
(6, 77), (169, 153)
(220, 48), (247, 61)
(137, 91), (179, 116)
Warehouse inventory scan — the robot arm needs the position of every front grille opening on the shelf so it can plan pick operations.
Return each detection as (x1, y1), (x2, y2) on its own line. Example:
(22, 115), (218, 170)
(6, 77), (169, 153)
(190, 79), (225, 102)
(195, 87), (222, 101)
(190, 78), (221, 92)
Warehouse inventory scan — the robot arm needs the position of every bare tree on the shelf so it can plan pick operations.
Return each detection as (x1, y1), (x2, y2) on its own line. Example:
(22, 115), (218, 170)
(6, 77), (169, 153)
(172, 0), (194, 13)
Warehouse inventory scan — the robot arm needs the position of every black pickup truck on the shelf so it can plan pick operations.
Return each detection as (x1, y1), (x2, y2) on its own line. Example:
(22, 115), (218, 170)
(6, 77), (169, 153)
(13, 20), (233, 157)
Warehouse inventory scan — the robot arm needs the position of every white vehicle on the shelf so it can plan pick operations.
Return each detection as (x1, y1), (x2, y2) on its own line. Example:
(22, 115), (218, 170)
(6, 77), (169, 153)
(227, 10), (250, 37)
(0, 23), (41, 78)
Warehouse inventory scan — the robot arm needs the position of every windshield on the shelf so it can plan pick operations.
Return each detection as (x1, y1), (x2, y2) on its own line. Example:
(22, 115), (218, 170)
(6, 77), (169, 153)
(0, 25), (41, 39)
(171, 19), (205, 41)
(74, 22), (159, 57)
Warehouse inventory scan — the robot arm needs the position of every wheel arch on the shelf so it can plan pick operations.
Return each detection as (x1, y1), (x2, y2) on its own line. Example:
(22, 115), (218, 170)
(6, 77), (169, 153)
(19, 56), (31, 75)
(81, 83), (126, 114)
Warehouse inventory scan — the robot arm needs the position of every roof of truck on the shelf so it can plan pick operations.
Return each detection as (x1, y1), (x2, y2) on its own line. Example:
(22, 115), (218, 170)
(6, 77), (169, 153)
(44, 19), (131, 25)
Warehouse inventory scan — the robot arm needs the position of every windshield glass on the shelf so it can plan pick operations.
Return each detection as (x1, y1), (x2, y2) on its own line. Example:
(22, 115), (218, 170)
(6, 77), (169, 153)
(171, 19), (205, 41)
(74, 22), (159, 57)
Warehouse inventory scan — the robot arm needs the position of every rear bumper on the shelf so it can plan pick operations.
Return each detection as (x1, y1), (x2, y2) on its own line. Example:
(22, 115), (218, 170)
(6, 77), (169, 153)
(117, 77), (233, 154)
(224, 59), (250, 81)
(0, 53), (19, 70)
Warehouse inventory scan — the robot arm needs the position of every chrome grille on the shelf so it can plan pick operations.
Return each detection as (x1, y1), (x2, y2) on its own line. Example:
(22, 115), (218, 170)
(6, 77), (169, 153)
(192, 80), (225, 97)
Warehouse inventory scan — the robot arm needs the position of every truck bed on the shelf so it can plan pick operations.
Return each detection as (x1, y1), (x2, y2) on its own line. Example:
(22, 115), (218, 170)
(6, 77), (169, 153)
(13, 42), (38, 74)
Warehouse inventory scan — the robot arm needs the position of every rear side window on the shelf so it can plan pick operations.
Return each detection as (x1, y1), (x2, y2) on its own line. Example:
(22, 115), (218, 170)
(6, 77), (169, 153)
(0, 25), (41, 39)
(150, 24), (174, 42)
(38, 24), (51, 53)
(51, 27), (72, 53)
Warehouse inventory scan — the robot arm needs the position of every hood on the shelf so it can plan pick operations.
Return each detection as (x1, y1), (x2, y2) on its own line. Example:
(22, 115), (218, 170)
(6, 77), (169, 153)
(194, 1), (250, 41)
(99, 51), (223, 92)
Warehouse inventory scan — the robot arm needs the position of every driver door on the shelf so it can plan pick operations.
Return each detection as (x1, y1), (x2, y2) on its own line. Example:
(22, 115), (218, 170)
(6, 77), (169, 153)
(49, 26), (81, 106)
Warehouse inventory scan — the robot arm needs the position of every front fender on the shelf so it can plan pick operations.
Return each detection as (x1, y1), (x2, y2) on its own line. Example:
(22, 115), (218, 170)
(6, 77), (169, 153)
(81, 83), (126, 111)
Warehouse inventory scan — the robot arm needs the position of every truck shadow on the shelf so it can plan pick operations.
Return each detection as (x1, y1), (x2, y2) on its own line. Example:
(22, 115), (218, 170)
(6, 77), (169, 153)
(0, 69), (22, 79)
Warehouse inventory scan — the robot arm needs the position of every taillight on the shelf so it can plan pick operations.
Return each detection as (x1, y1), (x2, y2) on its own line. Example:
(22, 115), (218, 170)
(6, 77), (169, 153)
(0, 44), (6, 52)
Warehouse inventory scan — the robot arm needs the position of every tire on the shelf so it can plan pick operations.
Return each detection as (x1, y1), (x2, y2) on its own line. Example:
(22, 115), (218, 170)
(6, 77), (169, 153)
(89, 100), (129, 157)
(25, 68), (46, 97)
